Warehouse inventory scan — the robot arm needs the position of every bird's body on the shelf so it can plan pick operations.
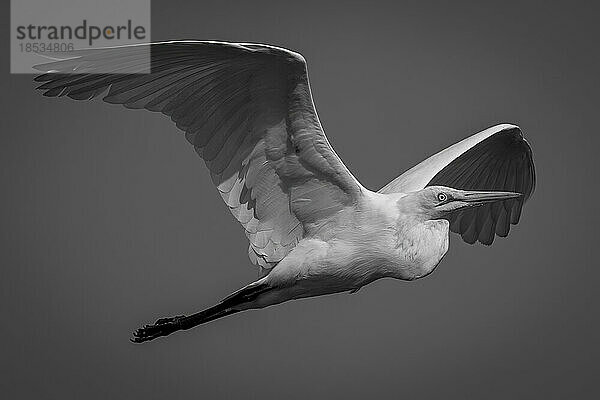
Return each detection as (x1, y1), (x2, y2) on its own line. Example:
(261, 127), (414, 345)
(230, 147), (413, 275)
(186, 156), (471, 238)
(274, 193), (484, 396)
(32, 41), (536, 342)
(248, 191), (448, 309)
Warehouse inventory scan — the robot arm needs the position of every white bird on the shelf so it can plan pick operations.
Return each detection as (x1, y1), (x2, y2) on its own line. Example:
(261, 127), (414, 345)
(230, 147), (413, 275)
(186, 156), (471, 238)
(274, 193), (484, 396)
(33, 41), (536, 343)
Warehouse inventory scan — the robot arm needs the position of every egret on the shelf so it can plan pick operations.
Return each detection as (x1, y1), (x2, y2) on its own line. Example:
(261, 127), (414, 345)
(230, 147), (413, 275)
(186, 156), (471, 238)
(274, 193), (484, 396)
(33, 41), (536, 343)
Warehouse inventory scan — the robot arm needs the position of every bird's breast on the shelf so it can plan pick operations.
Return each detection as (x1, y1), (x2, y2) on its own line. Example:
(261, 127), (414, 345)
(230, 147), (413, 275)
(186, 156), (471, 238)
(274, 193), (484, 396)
(351, 193), (450, 281)
(389, 219), (450, 280)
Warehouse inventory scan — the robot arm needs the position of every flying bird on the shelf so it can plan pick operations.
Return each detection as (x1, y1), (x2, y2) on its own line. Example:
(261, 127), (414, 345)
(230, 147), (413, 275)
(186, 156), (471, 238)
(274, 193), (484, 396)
(33, 41), (536, 343)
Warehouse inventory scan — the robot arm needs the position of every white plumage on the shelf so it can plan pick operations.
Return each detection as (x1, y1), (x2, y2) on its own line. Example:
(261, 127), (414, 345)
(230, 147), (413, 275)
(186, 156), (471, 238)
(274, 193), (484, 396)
(33, 41), (536, 342)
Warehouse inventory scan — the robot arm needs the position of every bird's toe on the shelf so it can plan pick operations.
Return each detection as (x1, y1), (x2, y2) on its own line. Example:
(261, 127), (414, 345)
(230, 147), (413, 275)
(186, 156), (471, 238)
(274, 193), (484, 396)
(130, 316), (185, 343)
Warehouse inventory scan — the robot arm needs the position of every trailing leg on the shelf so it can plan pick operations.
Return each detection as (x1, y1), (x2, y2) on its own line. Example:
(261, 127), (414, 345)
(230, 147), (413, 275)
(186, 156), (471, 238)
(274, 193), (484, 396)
(131, 279), (271, 343)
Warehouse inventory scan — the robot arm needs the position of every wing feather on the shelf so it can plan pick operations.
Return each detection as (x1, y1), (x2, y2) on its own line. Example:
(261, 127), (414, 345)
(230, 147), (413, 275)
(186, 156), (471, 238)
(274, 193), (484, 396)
(34, 41), (363, 273)
(379, 124), (535, 245)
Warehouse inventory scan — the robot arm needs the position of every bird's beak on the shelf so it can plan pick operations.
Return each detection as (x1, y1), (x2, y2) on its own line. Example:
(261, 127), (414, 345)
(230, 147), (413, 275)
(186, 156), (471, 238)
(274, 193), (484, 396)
(454, 190), (522, 207)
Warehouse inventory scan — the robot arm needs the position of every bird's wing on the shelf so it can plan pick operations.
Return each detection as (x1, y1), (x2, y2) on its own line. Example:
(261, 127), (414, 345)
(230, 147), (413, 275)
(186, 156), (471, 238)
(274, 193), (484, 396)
(379, 124), (536, 245)
(34, 41), (363, 274)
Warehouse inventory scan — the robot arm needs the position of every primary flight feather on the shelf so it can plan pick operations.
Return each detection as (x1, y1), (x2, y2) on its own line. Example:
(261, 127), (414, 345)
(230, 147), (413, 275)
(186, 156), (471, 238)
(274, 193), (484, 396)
(33, 41), (536, 342)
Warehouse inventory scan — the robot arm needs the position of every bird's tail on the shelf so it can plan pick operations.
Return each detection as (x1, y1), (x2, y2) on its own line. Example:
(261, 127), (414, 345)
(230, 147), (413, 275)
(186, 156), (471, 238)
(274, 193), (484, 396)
(131, 279), (270, 343)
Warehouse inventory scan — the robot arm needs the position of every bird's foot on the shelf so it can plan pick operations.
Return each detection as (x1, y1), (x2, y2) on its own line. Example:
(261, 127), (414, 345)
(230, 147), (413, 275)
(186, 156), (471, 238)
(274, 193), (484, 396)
(131, 315), (186, 343)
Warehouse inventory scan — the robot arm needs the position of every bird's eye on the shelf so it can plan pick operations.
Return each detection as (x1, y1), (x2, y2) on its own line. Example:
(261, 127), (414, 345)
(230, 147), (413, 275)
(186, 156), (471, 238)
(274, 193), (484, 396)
(437, 193), (448, 202)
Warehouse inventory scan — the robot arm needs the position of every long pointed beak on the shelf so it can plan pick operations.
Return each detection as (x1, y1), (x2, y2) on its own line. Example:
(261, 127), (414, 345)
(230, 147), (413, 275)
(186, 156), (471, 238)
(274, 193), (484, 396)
(456, 190), (522, 205)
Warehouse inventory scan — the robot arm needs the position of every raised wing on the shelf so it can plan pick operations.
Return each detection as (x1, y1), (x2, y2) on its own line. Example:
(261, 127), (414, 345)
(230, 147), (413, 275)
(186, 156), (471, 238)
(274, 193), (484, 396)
(379, 124), (535, 245)
(34, 41), (364, 274)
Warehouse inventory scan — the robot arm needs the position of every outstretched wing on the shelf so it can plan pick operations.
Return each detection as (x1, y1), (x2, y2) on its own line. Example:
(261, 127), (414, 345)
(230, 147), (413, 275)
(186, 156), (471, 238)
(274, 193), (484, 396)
(34, 41), (364, 274)
(379, 124), (536, 245)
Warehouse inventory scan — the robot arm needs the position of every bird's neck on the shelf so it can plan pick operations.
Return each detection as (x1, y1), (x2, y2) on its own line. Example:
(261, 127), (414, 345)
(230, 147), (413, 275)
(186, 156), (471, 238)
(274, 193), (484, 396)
(393, 190), (428, 217)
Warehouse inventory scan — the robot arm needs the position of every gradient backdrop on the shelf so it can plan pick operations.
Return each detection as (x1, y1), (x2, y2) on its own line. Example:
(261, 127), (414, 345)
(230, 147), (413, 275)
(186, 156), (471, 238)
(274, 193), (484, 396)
(2, 1), (598, 398)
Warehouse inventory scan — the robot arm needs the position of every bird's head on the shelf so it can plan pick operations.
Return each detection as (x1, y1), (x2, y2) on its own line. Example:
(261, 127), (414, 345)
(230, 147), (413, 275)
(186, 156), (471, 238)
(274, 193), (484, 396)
(400, 185), (522, 220)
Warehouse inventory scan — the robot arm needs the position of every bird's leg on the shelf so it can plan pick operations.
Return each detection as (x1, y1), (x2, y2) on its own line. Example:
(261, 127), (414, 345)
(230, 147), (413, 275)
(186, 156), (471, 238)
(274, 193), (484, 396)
(131, 279), (271, 343)
(131, 306), (240, 343)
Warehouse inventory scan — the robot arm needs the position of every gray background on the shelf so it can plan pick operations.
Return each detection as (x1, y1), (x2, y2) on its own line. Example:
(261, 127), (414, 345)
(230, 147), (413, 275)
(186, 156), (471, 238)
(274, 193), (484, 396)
(1, 1), (598, 398)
